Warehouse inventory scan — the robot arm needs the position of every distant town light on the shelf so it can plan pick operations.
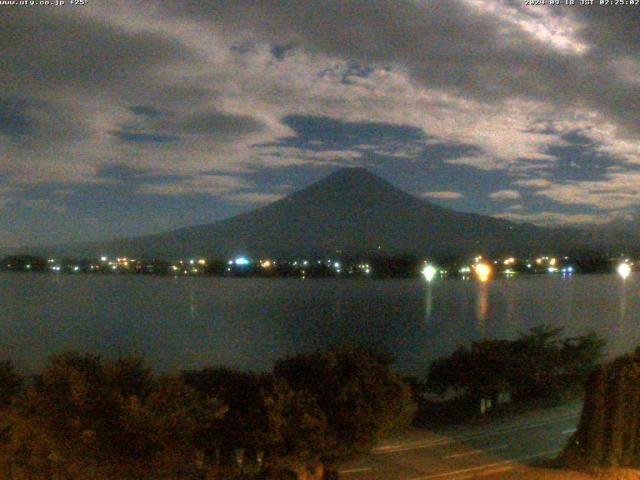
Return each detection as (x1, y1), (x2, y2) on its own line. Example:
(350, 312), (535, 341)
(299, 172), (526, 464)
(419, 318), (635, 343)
(618, 263), (632, 280)
(474, 262), (492, 282)
(100, 256), (108, 262)
(422, 264), (437, 282)
(234, 256), (250, 266)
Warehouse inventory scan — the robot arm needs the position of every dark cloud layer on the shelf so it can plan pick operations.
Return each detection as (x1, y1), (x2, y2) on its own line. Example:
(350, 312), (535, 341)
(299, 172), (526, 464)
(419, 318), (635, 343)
(112, 108), (264, 145)
(175, 111), (263, 137)
(0, 97), (32, 137)
(111, 131), (181, 144)
(159, 0), (640, 135)
(0, 9), (190, 97)
(280, 115), (425, 148)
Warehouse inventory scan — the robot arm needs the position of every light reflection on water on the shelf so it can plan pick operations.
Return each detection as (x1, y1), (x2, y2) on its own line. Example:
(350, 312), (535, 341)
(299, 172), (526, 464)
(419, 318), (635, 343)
(0, 272), (639, 376)
(474, 281), (489, 335)
(425, 283), (433, 320)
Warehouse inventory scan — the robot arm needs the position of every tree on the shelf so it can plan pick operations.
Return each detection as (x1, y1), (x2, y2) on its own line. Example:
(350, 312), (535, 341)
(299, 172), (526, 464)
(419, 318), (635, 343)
(8, 352), (226, 479)
(603, 359), (627, 466)
(182, 368), (271, 452)
(274, 347), (416, 461)
(427, 326), (604, 410)
(182, 368), (330, 476)
(261, 378), (328, 470)
(0, 361), (22, 408)
(563, 350), (640, 469)
(571, 365), (608, 465)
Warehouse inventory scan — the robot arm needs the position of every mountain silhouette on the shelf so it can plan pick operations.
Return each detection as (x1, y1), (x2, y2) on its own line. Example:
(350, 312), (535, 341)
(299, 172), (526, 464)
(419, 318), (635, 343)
(31, 168), (589, 259)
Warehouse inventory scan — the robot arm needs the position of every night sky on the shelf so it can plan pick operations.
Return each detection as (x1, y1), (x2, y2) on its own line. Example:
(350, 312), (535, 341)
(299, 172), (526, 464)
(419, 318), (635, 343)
(1, 1), (639, 247)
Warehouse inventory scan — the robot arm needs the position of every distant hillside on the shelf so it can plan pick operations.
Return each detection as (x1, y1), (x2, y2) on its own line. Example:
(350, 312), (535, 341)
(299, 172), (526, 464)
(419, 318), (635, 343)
(22, 168), (598, 259)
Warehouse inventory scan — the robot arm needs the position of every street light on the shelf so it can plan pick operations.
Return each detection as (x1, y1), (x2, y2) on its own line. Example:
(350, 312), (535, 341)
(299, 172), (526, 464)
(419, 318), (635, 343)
(421, 264), (437, 282)
(617, 263), (631, 280)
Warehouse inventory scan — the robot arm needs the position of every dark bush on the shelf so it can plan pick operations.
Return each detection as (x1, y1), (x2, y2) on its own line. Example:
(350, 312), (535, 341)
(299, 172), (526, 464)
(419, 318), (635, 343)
(0, 361), (22, 408)
(0, 352), (226, 479)
(274, 347), (416, 460)
(426, 326), (604, 417)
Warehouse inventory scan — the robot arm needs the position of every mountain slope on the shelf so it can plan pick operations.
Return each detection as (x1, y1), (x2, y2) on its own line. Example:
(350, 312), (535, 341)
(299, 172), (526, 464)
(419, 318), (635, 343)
(32, 168), (589, 259)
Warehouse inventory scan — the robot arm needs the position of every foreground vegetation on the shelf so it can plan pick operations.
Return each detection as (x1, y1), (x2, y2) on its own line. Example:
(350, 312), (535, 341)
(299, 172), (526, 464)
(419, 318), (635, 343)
(0, 328), (608, 479)
(0, 348), (415, 479)
(420, 326), (604, 424)
(562, 347), (640, 469)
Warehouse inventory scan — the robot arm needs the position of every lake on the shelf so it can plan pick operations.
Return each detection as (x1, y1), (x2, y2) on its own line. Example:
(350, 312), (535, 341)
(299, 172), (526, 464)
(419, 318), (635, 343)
(1, 272), (638, 376)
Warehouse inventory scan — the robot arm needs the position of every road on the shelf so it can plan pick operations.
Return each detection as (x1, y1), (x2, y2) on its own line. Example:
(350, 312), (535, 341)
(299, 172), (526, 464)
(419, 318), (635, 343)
(337, 403), (581, 479)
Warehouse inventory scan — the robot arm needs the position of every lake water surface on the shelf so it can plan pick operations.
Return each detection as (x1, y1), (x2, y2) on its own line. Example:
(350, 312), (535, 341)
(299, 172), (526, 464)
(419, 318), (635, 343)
(1, 272), (638, 376)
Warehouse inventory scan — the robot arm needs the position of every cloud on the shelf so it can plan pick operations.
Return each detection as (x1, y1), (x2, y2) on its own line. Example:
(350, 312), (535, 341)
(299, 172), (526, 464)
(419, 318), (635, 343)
(111, 131), (181, 144)
(226, 192), (285, 205)
(447, 155), (507, 172)
(0, 96), (85, 145)
(489, 190), (521, 200)
(0, 8), (190, 97)
(151, 0), (640, 181)
(514, 178), (554, 189)
(175, 111), (264, 137)
(256, 146), (363, 167)
(279, 115), (425, 147)
(2, 1), (640, 244)
(495, 211), (609, 226)
(421, 191), (464, 200)
(0, 97), (31, 137)
(157, 0), (640, 134)
(108, 107), (265, 153)
(139, 174), (247, 196)
(129, 106), (167, 118)
(530, 172), (640, 211)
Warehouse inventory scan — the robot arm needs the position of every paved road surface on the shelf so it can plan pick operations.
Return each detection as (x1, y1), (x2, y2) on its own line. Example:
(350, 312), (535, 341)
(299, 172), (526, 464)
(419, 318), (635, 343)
(337, 403), (581, 479)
